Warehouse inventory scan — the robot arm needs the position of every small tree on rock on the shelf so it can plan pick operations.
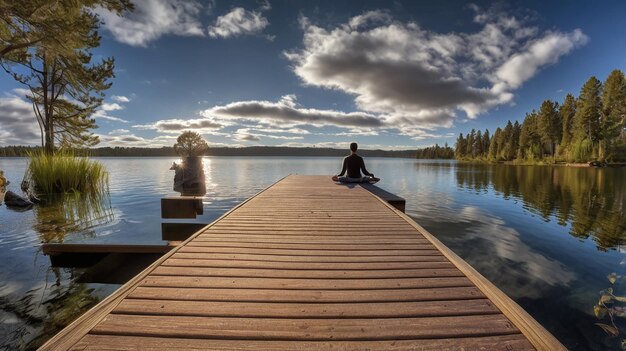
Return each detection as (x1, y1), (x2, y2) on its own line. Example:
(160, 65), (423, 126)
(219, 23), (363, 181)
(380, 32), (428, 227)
(174, 131), (209, 157)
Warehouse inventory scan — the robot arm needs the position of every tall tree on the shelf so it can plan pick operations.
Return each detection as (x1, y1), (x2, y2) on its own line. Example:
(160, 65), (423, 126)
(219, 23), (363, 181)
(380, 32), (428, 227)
(573, 77), (603, 160)
(466, 129), (476, 157)
(511, 121), (521, 159)
(600, 69), (626, 160)
(488, 128), (501, 160)
(455, 133), (466, 158)
(500, 120), (515, 160)
(0, 0), (132, 60)
(482, 129), (490, 157)
(519, 112), (541, 160)
(559, 93), (576, 154)
(538, 99), (561, 159)
(474, 130), (483, 157)
(1, 1), (127, 153)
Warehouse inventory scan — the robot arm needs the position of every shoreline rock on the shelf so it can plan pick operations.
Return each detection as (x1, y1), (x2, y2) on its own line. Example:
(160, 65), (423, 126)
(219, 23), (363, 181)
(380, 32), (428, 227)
(4, 191), (34, 209)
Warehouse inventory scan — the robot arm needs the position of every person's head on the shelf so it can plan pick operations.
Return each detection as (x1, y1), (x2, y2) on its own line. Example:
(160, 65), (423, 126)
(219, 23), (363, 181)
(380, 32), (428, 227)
(349, 142), (358, 153)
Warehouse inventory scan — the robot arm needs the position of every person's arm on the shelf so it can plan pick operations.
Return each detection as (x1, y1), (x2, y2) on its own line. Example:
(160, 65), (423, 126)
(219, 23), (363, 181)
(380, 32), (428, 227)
(360, 158), (373, 177)
(337, 157), (347, 176)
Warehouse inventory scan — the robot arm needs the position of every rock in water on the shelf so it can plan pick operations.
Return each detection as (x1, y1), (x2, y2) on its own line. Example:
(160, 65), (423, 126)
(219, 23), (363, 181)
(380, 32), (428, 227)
(4, 191), (34, 208)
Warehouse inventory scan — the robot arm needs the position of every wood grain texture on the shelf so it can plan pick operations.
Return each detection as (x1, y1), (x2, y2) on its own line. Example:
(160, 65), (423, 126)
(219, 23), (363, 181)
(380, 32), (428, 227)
(71, 334), (535, 351)
(39, 175), (564, 350)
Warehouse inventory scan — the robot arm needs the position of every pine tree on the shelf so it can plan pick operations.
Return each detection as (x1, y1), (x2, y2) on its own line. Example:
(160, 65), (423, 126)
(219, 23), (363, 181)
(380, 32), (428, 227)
(538, 100), (561, 159)
(519, 112), (541, 160)
(488, 128), (501, 160)
(559, 94), (576, 155)
(600, 69), (626, 160)
(466, 129), (476, 157)
(573, 77), (603, 161)
(500, 121), (515, 160)
(455, 133), (466, 158)
(511, 121), (521, 159)
(482, 129), (490, 157)
(3, 5), (119, 153)
(474, 130), (483, 157)
(0, 1), (132, 60)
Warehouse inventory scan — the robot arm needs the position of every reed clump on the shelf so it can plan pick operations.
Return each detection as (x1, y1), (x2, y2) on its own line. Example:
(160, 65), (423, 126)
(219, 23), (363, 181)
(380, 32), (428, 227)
(26, 150), (109, 194)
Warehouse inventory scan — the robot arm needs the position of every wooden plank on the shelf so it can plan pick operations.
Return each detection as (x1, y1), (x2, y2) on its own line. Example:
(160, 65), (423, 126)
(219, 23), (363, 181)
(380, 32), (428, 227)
(150, 266), (465, 279)
(113, 299), (499, 318)
(127, 286), (487, 303)
(139, 276), (474, 290)
(178, 246), (443, 256)
(72, 334), (535, 351)
(197, 229), (421, 240)
(171, 252), (448, 263)
(162, 258), (455, 270)
(184, 242), (435, 250)
(90, 314), (520, 340)
(193, 236), (430, 243)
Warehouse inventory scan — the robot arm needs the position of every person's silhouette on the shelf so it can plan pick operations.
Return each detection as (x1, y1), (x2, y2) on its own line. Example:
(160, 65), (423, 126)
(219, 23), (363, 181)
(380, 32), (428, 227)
(332, 143), (380, 183)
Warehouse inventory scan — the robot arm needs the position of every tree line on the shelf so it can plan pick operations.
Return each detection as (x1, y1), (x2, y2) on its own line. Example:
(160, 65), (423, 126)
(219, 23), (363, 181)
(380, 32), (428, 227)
(0, 145), (421, 158)
(415, 144), (454, 159)
(455, 70), (626, 163)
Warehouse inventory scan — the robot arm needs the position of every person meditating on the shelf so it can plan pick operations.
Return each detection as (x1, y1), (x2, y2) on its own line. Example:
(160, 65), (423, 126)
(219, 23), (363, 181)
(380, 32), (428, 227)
(332, 142), (380, 183)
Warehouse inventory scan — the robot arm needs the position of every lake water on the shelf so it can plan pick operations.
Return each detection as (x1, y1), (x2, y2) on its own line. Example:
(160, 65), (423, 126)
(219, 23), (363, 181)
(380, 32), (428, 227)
(0, 157), (624, 350)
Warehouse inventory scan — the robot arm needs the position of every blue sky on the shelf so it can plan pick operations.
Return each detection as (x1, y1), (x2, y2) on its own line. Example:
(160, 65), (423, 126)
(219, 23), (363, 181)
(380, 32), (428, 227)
(1, 0), (625, 149)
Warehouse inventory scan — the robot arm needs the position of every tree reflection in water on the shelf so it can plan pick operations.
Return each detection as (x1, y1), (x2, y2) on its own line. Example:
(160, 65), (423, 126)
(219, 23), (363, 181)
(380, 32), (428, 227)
(455, 164), (626, 250)
(33, 192), (114, 243)
(1, 192), (113, 351)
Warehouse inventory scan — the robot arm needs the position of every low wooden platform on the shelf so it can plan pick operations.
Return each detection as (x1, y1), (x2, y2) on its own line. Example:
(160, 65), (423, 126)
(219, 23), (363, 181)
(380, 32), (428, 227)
(39, 175), (565, 350)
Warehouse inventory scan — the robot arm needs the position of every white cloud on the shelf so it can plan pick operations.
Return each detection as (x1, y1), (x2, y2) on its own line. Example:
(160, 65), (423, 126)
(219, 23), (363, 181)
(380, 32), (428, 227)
(108, 129), (130, 135)
(111, 95), (130, 103)
(97, 133), (176, 147)
(93, 98), (131, 123)
(207, 4), (270, 38)
(277, 141), (417, 150)
(95, 0), (205, 47)
(205, 95), (384, 128)
(93, 112), (129, 123)
(133, 117), (225, 134)
(495, 29), (588, 90)
(286, 6), (587, 128)
(233, 128), (304, 142)
(0, 95), (40, 146)
(101, 102), (124, 111)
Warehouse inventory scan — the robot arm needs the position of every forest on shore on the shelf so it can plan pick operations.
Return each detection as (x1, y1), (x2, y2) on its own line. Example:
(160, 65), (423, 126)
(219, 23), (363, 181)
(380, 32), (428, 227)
(455, 70), (626, 163)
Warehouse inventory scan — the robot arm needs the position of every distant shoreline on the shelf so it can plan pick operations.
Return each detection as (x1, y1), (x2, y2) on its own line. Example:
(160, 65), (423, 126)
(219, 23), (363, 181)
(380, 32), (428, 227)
(0, 146), (420, 158)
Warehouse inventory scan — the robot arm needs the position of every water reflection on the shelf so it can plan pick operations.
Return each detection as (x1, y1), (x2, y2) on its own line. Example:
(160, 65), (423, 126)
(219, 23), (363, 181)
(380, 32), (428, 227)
(0, 188), (113, 350)
(455, 164), (626, 250)
(0, 280), (101, 350)
(33, 192), (114, 243)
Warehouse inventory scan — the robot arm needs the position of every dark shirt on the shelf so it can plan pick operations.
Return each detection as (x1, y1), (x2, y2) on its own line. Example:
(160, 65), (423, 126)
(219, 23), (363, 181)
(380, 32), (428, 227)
(337, 154), (373, 178)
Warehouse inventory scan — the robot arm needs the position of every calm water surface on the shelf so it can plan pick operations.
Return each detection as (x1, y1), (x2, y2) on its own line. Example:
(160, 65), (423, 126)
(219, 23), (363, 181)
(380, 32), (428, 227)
(0, 157), (624, 350)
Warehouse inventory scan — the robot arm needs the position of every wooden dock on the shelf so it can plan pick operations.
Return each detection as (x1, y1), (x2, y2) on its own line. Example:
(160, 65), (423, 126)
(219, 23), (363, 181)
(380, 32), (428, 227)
(39, 175), (565, 350)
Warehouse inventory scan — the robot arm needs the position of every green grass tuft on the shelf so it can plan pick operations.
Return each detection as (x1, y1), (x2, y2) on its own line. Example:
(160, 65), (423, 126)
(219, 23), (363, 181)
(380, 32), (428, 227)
(26, 150), (109, 195)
